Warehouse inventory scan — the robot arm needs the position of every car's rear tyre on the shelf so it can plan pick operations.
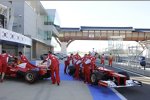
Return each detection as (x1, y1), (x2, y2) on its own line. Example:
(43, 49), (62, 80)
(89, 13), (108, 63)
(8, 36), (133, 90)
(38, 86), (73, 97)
(25, 71), (38, 83)
(118, 71), (130, 80)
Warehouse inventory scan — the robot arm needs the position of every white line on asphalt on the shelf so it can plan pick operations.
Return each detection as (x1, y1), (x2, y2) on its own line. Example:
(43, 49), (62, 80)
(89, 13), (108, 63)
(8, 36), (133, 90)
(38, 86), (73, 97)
(110, 88), (127, 100)
(113, 66), (150, 80)
(109, 65), (150, 100)
(106, 66), (128, 100)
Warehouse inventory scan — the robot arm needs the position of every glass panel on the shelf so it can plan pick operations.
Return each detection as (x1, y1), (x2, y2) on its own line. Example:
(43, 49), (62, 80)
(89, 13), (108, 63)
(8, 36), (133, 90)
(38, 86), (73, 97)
(114, 31), (119, 33)
(59, 33), (64, 37)
(83, 32), (88, 36)
(64, 32), (70, 36)
(126, 33), (132, 37)
(70, 32), (76, 36)
(89, 30), (94, 33)
(95, 31), (100, 37)
(101, 31), (107, 33)
(107, 31), (113, 33)
(132, 32), (138, 37)
(44, 15), (54, 25)
(47, 31), (52, 40)
(126, 31), (132, 33)
(139, 32), (144, 37)
(145, 33), (150, 39)
(77, 32), (82, 36)
(120, 31), (125, 33)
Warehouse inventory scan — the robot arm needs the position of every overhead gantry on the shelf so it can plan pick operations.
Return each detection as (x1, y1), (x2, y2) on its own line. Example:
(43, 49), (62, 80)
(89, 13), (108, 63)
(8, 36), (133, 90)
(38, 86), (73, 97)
(56, 26), (150, 54)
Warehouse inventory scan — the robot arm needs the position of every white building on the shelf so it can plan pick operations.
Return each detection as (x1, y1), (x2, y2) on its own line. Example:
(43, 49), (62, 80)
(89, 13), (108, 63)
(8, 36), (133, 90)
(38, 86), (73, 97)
(0, 1), (60, 59)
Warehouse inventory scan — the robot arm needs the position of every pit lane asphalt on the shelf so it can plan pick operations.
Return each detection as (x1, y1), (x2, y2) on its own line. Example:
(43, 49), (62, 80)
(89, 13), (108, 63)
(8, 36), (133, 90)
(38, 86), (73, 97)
(1, 59), (149, 100)
(0, 79), (94, 100)
(96, 60), (150, 100)
(0, 75), (93, 100)
(0, 60), (93, 100)
(0, 60), (119, 100)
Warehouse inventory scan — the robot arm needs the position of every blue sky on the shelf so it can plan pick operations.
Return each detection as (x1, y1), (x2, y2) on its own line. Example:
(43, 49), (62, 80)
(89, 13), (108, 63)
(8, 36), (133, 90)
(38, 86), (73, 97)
(41, 1), (150, 52)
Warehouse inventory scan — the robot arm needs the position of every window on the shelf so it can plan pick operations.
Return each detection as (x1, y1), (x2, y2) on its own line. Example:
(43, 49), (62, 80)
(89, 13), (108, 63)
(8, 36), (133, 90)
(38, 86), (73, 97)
(94, 31), (100, 37)
(59, 33), (64, 37)
(76, 32), (82, 36)
(44, 16), (54, 25)
(70, 32), (76, 37)
(120, 31), (125, 33)
(45, 31), (52, 40)
(82, 31), (88, 37)
(64, 32), (70, 37)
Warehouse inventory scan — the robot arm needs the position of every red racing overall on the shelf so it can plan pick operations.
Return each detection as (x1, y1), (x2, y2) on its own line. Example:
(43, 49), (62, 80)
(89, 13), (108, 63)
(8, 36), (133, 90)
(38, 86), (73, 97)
(90, 56), (96, 72)
(47, 54), (60, 85)
(20, 55), (35, 69)
(64, 55), (73, 74)
(0, 53), (9, 73)
(74, 58), (82, 79)
(109, 55), (113, 67)
(0, 58), (2, 74)
(83, 55), (91, 84)
(101, 55), (105, 65)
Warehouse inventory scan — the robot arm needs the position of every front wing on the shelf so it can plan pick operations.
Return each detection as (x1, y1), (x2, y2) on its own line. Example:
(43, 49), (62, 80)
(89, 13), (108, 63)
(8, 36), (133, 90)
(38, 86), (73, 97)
(98, 80), (142, 88)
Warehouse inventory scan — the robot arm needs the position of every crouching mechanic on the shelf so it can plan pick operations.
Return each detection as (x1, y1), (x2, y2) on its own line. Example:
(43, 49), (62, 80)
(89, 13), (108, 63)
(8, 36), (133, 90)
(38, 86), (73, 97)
(42, 51), (60, 86)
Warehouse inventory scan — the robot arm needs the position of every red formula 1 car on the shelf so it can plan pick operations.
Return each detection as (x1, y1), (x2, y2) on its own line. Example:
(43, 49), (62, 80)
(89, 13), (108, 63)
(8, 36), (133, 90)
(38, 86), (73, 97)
(90, 67), (142, 88)
(5, 58), (51, 83)
(67, 65), (142, 88)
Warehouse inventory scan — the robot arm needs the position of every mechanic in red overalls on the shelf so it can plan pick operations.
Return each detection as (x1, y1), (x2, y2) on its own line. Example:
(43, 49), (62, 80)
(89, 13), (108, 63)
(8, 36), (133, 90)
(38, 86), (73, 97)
(74, 52), (81, 59)
(74, 57), (82, 80)
(71, 53), (79, 65)
(64, 53), (73, 74)
(18, 51), (35, 69)
(108, 53), (113, 67)
(42, 51), (60, 86)
(101, 54), (105, 65)
(0, 50), (13, 82)
(18, 51), (29, 63)
(74, 53), (81, 79)
(82, 54), (91, 84)
(90, 53), (97, 72)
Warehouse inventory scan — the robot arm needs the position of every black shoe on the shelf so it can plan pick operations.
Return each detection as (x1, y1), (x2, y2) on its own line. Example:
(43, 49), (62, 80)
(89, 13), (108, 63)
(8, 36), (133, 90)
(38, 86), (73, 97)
(57, 83), (60, 86)
(0, 79), (3, 83)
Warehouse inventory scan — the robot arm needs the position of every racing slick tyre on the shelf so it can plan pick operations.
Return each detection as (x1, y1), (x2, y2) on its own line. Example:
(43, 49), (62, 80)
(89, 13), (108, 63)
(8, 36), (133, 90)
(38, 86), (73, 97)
(91, 71), (108, 85)
(67, 66), (75, 76)
(25, 71), (39, 83)
(118, 71), (130, 80)
(91, 73), (98, 85)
